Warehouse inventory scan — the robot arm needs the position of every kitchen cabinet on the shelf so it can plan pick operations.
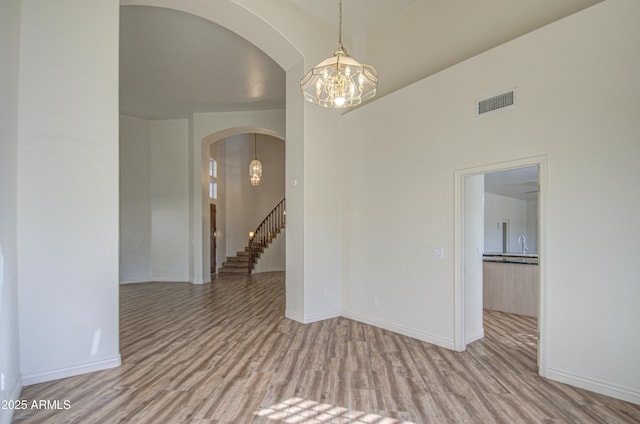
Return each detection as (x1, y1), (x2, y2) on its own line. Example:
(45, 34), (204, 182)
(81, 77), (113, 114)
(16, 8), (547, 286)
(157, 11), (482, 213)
(483, 260), (539, 317)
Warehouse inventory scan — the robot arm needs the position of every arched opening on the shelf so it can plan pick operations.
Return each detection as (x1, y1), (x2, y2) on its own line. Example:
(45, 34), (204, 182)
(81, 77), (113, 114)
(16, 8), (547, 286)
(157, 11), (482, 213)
(201, 127), (286, 279)
(119, 2), (305, 315)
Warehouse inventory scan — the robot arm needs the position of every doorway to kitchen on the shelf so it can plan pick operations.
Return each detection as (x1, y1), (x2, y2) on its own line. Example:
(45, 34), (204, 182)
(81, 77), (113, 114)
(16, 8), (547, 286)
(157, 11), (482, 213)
(454, 156), (547, 374)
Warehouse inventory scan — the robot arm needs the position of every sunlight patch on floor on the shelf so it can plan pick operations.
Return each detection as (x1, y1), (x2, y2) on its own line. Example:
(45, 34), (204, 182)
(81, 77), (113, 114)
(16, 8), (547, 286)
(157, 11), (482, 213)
(255, 397), (415, 424)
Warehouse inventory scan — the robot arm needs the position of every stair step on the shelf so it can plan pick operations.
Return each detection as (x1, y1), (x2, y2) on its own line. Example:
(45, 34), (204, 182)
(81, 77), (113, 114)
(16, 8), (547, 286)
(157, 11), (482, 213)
(227, 256), (249, 263)
(222, 261), (247, 268)
(217, 267), (247, 274)
(218, 213), (285, 273)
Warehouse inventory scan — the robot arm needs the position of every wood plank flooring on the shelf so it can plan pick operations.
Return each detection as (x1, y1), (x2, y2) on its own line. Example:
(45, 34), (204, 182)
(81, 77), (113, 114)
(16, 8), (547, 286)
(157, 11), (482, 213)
(13, 272), (640, 423)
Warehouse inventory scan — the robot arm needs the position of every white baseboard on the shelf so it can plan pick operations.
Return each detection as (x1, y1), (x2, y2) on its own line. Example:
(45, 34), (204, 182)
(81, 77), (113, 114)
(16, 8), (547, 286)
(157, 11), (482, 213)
(253, 267), (286, 274)
(285, 309), (341, 324)
(149, 278), (190, 283)
(22, 356), (121, 386)
(301, 310), (341, 324)
(544, 367), (640, 405)
(0, 374), (23, 424)
(285, 309), (304, 323)
(118, 272), (152, 284)
(465, 328), (485, 345)
(286, 308), (455, 349)
(342, 310), (455, 350)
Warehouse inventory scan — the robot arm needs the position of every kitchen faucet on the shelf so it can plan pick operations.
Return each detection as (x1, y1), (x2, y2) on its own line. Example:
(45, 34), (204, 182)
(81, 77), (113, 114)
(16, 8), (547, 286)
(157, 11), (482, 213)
(517, 234), (528, 254)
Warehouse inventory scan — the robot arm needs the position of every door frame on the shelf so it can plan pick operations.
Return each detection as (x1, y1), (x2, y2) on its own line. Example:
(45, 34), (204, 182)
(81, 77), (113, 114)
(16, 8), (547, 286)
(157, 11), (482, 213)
(454, 155), (548, 374)
(210, 203), (217, 274)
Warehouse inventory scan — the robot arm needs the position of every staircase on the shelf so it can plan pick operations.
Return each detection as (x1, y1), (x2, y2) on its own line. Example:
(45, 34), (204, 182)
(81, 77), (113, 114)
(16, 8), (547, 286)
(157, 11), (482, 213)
(217, 249), (251, 274)
(218, 198), (285, 274)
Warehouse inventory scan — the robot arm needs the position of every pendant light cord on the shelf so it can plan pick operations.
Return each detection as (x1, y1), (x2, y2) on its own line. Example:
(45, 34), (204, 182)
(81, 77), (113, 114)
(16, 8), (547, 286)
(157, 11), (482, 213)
(337, 0), (346, 54)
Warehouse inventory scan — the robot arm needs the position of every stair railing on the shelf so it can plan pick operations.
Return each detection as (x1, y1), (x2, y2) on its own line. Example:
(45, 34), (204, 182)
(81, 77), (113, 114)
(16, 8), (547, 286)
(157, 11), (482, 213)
(248, 198), (286, 274)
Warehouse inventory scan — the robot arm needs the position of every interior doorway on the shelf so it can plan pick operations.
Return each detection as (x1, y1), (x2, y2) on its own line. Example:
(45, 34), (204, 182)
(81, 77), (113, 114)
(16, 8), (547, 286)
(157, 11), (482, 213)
(454, 156), (547, 373)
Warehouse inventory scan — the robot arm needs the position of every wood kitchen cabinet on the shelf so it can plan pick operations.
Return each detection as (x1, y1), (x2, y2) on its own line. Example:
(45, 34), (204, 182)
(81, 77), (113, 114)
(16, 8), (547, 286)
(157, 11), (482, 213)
(483, 261), (539, 317)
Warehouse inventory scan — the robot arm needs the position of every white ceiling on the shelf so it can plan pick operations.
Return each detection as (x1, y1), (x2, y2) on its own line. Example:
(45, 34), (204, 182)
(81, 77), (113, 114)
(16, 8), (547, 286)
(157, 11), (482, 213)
(287, 0), (418, 36)
(119, 1), (601, 120)
(119, 6), (286, 119)
(485, 167), (539, 201)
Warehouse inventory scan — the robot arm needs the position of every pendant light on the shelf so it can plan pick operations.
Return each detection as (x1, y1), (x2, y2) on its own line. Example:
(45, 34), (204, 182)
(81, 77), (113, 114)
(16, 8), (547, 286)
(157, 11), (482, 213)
(249, 133), (262, 187)
(300, 0), (378, 108)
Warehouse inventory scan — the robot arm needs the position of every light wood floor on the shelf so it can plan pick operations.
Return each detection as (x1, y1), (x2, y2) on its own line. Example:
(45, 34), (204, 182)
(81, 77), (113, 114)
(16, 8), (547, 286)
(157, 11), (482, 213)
(13, 272), (640, 423)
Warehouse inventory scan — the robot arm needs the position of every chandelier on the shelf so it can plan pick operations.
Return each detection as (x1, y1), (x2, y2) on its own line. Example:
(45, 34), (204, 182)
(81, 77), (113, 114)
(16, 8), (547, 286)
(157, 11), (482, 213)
(249, 133), (262, 187)
(300, 0), (378, 108)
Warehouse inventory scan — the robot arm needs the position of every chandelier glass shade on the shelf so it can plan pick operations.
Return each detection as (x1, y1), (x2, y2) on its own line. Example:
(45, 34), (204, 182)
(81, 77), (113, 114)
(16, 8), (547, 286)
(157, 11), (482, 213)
(249, 134), (262, 187)
(300, 0), (378, 108)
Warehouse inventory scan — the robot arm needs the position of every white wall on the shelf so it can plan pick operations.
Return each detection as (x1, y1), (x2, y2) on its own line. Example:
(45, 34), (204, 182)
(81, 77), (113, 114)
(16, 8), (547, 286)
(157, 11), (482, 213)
(220, 135), (256, 256)
(343, 0), (640, 403)
(17, 0), (120, 384)
(254, 230), (286, 273)
(150, 119), (190, 281)
(484, 193), (529, 253)
(119, 116), (151, 283)
(302, 106), (343, 322)
(119, 117), (190, 282)
(464, 175), (484, 344)
(250, 133), (286, 274)
(284, 60), (306, 322)
(527, 199), (539, 254)
(0, 0), (22, 420)
(253, 135), (286, 230)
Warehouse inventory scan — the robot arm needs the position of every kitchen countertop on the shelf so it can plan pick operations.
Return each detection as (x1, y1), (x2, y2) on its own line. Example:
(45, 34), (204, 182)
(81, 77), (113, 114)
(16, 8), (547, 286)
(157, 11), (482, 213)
(483, 253), (539, 265)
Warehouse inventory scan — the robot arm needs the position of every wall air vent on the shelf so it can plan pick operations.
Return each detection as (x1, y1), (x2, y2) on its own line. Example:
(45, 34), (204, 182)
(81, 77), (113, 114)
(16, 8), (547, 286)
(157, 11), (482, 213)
(477, 90), (515, 115)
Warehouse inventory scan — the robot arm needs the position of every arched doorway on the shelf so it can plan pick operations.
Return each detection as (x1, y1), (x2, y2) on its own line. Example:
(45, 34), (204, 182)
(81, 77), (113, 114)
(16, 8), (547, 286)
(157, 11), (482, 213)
(201, 127), (285, 279)
(120, 1), (302, 285)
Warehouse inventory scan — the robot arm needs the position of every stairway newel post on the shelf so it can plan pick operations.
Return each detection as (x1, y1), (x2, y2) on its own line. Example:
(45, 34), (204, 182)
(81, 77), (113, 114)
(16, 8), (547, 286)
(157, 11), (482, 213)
(248, 233), (254, 275)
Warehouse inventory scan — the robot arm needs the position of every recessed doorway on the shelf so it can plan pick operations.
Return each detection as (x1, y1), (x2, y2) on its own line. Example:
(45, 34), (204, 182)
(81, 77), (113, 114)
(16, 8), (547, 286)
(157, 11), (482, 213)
(454, 156), (547, 374)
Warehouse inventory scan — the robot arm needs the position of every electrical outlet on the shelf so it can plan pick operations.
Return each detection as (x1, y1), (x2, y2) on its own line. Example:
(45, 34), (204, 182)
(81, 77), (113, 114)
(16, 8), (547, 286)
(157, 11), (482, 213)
(372, 297), (378, 307)
(433, 248), (444, 259)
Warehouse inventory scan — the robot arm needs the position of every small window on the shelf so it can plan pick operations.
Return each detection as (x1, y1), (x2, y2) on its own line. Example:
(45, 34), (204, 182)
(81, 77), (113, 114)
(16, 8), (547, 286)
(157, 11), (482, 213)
(209, 181), (217, 200)
(209, 158), (217, 178)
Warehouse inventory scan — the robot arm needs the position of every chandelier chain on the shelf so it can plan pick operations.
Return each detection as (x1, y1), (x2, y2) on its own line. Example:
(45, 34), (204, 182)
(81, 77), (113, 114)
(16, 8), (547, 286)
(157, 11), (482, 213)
(299, 0), (378, 108)
(337, 0), (345, 53)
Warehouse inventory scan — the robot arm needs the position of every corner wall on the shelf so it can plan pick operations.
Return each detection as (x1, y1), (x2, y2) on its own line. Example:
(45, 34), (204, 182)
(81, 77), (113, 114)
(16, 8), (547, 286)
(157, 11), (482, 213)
(341, 0), (640, 403)
(150, 119), (190, 282)
(119, 116), (151, 283)
(0, 0), (23, 420)
(17, 0), (121, 384)
(119, 116), (190, 283)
